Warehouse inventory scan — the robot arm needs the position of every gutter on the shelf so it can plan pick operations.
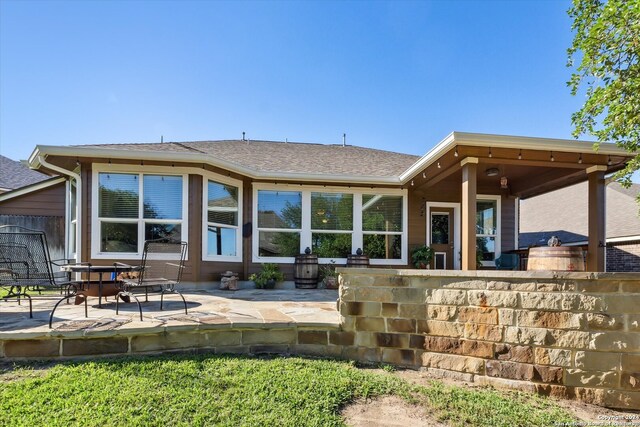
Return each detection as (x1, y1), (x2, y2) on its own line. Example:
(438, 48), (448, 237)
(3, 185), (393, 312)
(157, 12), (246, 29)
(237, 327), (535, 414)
(37, 155), (82, 263)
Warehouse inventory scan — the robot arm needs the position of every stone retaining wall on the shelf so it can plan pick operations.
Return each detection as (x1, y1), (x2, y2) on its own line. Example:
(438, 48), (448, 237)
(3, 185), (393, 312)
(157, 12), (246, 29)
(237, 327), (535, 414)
(0, 324), (343, 360)
(337, 268), (640, 410)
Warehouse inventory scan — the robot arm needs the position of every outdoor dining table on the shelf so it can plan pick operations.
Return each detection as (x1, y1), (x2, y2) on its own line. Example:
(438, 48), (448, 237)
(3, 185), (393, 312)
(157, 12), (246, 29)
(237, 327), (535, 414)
(61, 263), (140, 308)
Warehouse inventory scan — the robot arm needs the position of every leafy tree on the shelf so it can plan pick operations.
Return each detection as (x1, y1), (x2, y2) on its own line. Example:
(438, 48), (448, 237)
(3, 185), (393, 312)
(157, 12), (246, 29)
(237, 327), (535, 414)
(567, 0), (640, 193)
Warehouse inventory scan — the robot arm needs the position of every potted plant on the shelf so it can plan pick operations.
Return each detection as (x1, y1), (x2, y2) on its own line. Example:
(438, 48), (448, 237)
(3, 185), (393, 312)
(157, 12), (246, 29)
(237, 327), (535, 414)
(319, 261), (338, 289)
(249, 263), (285, 289)
(411, 245), (434, 269)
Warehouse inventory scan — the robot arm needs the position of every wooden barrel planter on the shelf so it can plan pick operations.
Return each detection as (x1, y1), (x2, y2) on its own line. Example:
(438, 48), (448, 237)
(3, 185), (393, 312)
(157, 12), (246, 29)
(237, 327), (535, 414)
(527, 246), (585, 271)
(346, 254), (370, 268)
(294, 254), (319, 289)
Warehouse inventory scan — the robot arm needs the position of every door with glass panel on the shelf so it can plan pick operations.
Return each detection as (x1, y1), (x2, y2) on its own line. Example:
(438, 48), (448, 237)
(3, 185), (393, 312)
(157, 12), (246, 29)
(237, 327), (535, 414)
(430, 208), (454, 269)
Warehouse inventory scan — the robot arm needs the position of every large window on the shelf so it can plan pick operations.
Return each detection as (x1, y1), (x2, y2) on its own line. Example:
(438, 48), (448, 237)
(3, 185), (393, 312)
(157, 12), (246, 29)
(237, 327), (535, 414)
(257, 190), (302, 258)
(94, 168), (186, 257)
(362, 195), (403, 259)
(254, 185), (407, 264)
(311, 192), (353, 258)
(204, 178), (241, 260)
(476, 197), (500, 265)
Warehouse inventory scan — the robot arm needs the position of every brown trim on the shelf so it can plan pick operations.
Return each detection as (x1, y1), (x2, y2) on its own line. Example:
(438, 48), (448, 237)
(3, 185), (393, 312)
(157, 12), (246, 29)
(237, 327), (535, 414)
(588, 170), (606, 271)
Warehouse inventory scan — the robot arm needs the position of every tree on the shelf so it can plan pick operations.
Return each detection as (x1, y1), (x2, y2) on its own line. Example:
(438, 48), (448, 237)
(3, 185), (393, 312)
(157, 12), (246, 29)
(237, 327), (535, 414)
(567, 0), (640, 192)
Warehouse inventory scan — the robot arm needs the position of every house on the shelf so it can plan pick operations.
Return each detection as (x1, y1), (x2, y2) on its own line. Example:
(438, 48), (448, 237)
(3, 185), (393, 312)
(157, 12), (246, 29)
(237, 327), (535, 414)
(0, 155), (67, 259)
(25, 132), (634, 281)
(520, 181), (640, 272)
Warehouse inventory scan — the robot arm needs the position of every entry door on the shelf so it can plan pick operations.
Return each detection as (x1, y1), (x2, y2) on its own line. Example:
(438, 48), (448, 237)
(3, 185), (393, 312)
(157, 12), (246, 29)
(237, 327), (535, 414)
(430, 208), (454, 269)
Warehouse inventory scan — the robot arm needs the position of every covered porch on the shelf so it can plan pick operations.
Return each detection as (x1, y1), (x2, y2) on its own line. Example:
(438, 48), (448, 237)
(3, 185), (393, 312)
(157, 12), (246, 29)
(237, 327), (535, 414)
(405, 133), (632, 272)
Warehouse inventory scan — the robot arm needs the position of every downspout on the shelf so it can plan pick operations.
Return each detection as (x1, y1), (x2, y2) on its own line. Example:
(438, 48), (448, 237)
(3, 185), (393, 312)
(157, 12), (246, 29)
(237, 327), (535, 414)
(37, 155), (82, 264)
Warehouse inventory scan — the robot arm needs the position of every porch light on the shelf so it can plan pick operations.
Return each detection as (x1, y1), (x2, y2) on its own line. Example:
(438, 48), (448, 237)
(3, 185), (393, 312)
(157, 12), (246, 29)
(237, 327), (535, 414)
(608, 156), (612, 166)
(488, 148), (493, 158)
(485, 168), (499, 177)
(578, 154), (583, 164)
(437, 162), (441, 168)
(422, 172), (426, 178)
(454, 147), (459, 157)
(518, 150), (522, 160)
(500, 176), (508, 189)
(550, 152), (555, 162)
(411, 180), (414, 186)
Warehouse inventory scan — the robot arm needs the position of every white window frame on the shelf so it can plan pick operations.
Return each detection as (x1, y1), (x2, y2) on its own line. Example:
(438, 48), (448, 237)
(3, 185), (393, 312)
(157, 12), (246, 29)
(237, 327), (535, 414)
(202, 173), (243, 262)
(66, 178), (78, 260)
(252, 183), (407, 265)
(477, 194), (501, 267)
(91, 164), (189, 260)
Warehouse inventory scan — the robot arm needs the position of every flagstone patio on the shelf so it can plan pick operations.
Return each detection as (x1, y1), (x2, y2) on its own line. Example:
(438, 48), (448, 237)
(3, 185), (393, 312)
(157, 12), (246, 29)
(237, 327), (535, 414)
(0, 286), (341, 359)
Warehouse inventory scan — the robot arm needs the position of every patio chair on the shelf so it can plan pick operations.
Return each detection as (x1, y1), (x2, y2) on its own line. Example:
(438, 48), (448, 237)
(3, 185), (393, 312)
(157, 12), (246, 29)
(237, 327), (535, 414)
(495, 253), (520, 270)
(0, 225), (81, 324)
(115, 238), (188, 321)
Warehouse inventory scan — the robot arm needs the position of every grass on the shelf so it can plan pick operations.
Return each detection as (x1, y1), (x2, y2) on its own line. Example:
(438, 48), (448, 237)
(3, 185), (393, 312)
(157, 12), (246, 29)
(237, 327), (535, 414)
(0, 354), (576, 427)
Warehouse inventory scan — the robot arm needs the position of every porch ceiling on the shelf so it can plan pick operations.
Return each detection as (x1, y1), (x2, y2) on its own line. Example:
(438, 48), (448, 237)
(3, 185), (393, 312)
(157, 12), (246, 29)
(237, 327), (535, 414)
(410, 145), (631, 199)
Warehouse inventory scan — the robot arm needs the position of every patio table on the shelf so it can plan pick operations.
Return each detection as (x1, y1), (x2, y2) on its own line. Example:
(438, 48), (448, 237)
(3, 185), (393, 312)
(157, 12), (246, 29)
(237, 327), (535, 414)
(61, 264), (140, 308)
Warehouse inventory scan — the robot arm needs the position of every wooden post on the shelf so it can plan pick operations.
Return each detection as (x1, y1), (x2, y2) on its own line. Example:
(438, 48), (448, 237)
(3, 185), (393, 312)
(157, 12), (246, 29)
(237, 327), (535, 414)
(461, 157), (478, 270)
(587, 166), (606, 272)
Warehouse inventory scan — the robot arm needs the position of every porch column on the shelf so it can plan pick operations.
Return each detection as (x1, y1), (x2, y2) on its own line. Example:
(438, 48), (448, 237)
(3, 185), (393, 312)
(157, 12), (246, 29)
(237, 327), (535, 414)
(461, 157), (478, 270)
(587, 165), (606, 272)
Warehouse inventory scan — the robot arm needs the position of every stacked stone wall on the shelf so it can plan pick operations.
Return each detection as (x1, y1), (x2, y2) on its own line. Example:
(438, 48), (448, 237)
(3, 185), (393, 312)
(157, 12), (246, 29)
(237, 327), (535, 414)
(338, 269), (640, 410)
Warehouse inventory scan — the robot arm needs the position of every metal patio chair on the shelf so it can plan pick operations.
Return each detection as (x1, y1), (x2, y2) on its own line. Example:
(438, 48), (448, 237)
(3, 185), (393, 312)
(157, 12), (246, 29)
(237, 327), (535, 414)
(0, 225), (82, 325)
(115, 238), (188, 321)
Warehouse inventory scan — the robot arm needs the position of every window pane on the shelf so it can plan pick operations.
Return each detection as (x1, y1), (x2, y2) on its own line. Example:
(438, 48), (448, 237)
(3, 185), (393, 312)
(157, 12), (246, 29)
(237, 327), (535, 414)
(257, 191), (301, 229)
(99, 173), (139, 218)
(207, 226), (237, 256)
(143, 175), (183, 219)
(434, 253), (446, 270)
(476, 200), (497, 235)
(100, 222), (138, 252)
(312, 233), (352, 258)
(363, 234), (402, 259)
(145, 223), (182, 241)
(362, 195), (403, 232)
(258, 231), (300, 257)
(70, 181), (77, 221)
(311, 193), (353, 230)
(208, 181), (238, 209)
(208, 211), (237, 226)
(431, 213), (449, 244)
(477, 236), (496, 261)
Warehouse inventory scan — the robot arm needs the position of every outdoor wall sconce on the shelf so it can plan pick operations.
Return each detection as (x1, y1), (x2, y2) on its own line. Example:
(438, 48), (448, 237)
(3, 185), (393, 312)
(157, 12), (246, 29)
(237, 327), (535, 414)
(500, 176), (508, 189)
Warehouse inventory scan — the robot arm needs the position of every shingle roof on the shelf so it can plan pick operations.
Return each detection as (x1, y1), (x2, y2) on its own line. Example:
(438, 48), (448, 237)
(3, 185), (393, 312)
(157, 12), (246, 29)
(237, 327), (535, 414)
(519, 181), (640, 247)
(74, 140), (420, 178)
(0, 155), (50, 191)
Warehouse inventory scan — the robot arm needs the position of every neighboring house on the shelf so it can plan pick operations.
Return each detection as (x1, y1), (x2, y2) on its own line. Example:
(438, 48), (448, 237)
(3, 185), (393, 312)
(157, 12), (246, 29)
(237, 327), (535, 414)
(25, 132), (633, 281)
(0, 155), (51, 193)
(520, 181), (640, 272)
(0, 154), (67, 259)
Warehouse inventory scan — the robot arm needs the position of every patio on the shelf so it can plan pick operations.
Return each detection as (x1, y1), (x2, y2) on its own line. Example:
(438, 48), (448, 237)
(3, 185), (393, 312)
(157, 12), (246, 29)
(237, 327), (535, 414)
(0, 286), (340, 359)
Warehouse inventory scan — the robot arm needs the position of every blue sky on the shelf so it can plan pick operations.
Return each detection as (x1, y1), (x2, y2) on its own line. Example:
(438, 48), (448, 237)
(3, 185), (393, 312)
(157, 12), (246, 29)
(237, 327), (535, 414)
(0, 0), (636, 180)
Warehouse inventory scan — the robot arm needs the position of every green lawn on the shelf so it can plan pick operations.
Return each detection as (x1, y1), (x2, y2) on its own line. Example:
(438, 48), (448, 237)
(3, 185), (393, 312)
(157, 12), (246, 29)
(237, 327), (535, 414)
(0, 354), (576, 427)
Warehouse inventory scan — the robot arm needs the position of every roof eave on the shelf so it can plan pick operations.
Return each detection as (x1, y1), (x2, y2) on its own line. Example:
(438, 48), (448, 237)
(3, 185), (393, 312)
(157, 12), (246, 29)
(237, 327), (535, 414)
(0, 176), (67, 202)
(399, 131), (635, 184)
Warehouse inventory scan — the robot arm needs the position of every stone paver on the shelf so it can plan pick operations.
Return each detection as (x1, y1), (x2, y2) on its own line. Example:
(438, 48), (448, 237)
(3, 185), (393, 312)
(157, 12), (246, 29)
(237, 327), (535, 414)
(0, 288), (340, 339)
